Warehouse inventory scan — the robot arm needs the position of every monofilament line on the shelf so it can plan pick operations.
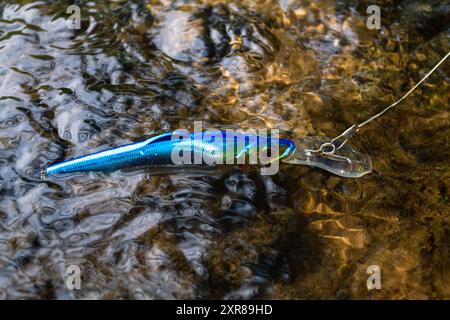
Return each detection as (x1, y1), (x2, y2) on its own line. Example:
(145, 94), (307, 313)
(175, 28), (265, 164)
(358, 50), (450, 128)
(322, 50), (450, 153)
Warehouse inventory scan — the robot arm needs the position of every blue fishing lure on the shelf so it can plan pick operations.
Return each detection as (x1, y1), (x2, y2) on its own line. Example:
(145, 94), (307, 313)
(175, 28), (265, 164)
(45, 131), (372, 178)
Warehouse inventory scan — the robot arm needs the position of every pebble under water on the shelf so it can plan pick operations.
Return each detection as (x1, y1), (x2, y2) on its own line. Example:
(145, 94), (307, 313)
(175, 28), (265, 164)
(0, 0), (449, 299)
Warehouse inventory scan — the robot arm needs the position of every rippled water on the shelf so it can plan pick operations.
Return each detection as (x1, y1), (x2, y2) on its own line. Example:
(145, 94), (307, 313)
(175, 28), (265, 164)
(0, 0), (449, 299)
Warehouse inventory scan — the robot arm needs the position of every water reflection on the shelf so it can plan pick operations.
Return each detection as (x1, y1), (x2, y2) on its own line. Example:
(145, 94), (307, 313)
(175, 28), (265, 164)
(0, 0), (449, 299)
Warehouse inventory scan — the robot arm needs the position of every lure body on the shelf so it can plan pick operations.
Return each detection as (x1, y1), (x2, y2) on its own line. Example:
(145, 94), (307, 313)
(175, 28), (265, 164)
(46, 131), (372, 178)
(46, 131), (296, 175)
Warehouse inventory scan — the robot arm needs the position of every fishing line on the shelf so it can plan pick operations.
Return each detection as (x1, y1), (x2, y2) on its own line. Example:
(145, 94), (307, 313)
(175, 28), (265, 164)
(314, 50), (450, 156)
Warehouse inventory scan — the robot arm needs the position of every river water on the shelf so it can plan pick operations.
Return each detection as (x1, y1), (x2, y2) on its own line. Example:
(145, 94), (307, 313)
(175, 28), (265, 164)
(0, 0), (449, 299)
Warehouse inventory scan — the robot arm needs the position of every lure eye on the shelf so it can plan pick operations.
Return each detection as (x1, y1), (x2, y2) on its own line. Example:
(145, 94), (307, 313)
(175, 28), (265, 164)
(282, 136), (372, 178)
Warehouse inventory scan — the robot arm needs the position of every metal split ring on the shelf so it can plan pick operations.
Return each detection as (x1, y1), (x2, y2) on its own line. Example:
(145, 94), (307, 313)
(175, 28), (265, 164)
(319, 142), (336, 155)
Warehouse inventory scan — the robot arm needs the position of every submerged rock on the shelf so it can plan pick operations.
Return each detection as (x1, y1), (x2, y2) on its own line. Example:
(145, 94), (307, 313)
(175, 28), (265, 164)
(152, 3), (279, 64)
(153, 10), (210, 63)
(399, 0), (450, 39)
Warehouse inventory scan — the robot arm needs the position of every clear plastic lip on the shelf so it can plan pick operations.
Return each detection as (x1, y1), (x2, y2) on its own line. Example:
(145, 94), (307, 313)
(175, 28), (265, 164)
(282, 136), (372, 178)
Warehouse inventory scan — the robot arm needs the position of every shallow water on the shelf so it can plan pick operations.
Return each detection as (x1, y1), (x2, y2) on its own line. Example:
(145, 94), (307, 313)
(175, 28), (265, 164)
(0, 0), (449, 299)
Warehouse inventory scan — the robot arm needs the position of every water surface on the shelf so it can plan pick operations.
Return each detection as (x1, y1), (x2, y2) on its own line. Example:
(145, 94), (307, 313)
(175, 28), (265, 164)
(0, 0), (449, 299)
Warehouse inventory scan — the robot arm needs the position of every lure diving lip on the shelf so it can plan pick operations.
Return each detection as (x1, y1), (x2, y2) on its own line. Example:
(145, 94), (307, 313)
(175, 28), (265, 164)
(282, 136), (372, 178)
(44, 131), (372, 178)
